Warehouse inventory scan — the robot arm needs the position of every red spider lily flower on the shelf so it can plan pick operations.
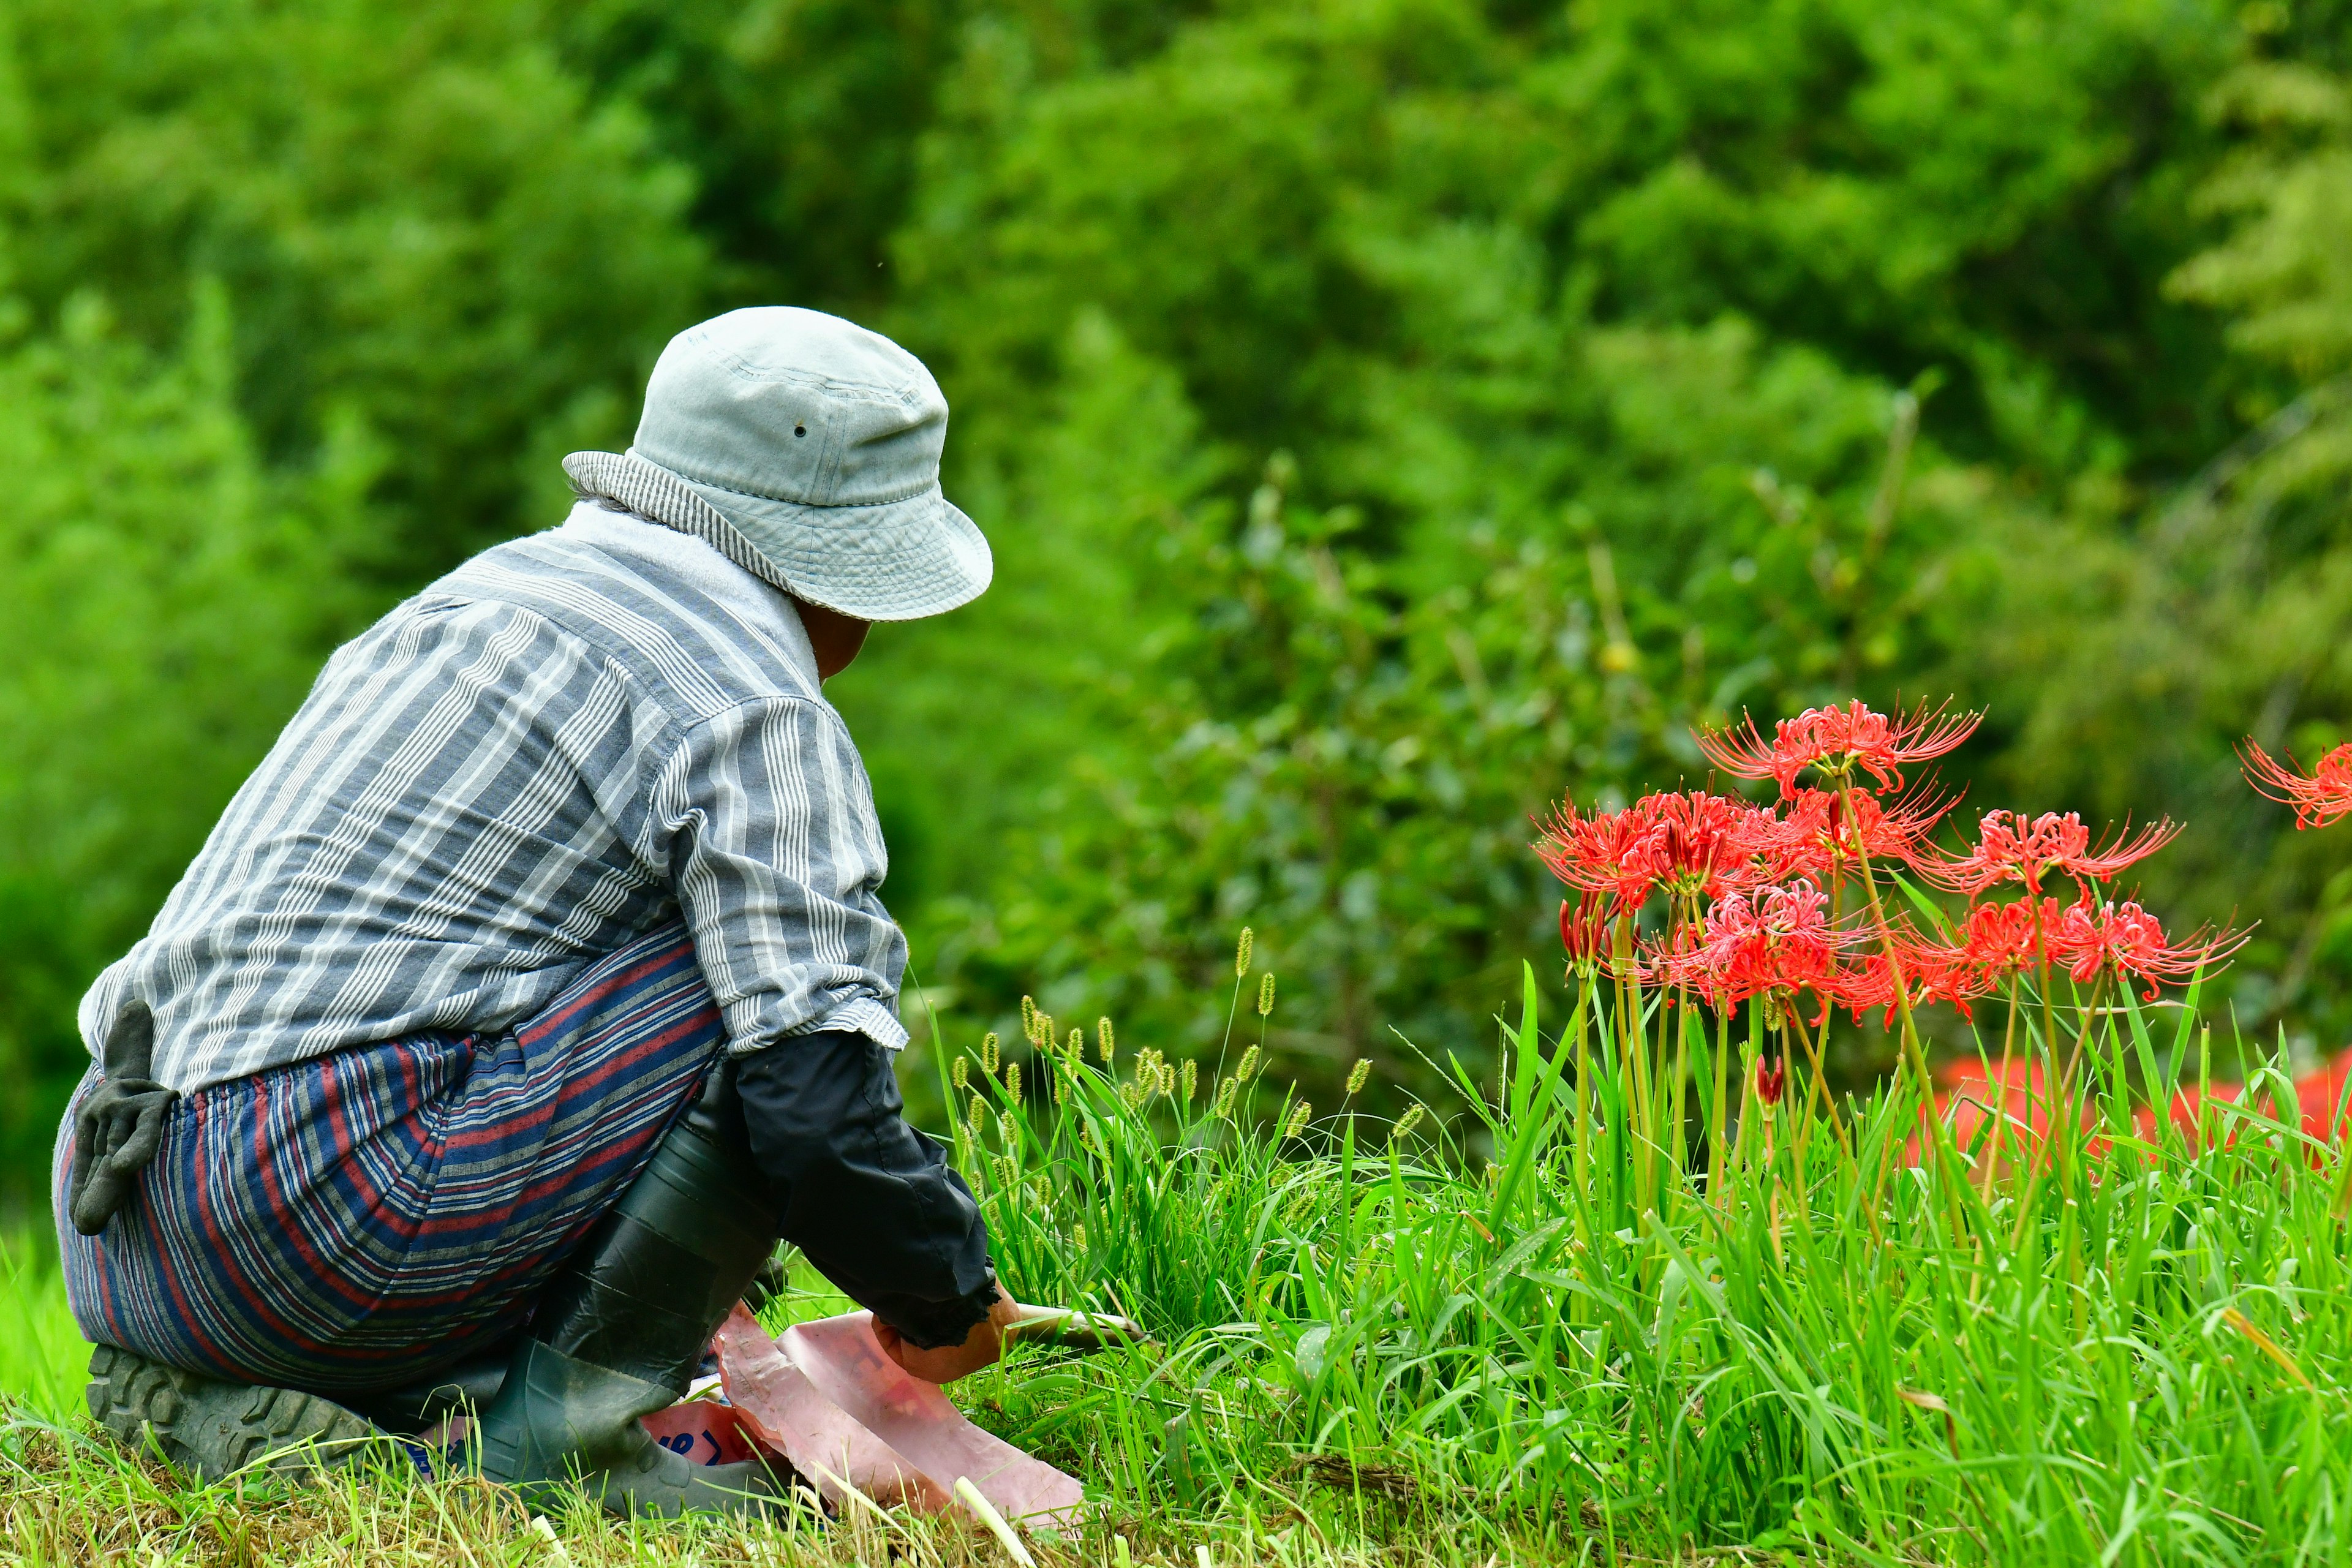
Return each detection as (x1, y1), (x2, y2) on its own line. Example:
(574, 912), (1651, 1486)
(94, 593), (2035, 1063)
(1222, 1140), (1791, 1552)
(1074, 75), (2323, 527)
(1817, 950), (1905, 1027)
(1657, 880), (1862, 1013)
(2046, 893), (2248, 998)
(1816, 913), (2012, 1028)
(2241, 739), (2352, 830)
(1893, 895), (2067, 1011)
(1694, 699), (1981, 797)
(1534, 797), (1668, 913)
(1771, 784), (1958, 879)
(1754, 1058), (1786, 1109)
(1559, 895), (1613, 976)
(1953, 895), (2056, 975)
(1640, 790), (1787, 899)
(1642, 924), (1712, 996)
(1817, 943), (1970, 1028)
(1914, 809), (2179, 897)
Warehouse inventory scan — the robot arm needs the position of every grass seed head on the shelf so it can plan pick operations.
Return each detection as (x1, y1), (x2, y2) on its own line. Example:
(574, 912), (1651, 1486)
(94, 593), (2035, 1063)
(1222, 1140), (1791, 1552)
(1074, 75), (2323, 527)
(1098, 1016), (1116, 1064)
(952, 1055), (970, 1092)
(1004, 1060), (1023, 1106)
(1182, 1058), (1198, 1102)
(1036, 1013), (1055, 1051)
(1257, 971), (1276, 1016)
(1066, 1026), (1084, 1066)
(1346, 1057), (1371, 1096)
(1284, 1100), (1313, 1139)
(1283, 1184), (1316, 1229)
(1236, 926), (1254, 976)
(1392, 1104), (1425, 1141)
(1020, 993), (1037, 1041)
(1212, 1076), (1237, 1118)
(1236, 1045), (1262, 1082)
(982, 1031), (1001, 1074)
(1129, 1048), (1169, 1101)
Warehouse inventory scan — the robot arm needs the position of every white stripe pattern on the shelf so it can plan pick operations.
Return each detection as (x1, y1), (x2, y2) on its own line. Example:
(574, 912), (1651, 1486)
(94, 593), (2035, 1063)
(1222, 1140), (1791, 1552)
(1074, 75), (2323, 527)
(83, 502), (908, 1094)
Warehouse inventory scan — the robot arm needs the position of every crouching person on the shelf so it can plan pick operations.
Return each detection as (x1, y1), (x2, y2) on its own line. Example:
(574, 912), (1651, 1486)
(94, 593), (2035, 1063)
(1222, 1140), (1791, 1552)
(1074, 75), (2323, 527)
(53, 307), (1015, 1516)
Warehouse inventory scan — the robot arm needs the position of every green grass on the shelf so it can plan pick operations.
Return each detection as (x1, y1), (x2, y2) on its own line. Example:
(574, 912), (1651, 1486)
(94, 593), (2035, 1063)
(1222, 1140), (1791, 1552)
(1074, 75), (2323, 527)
(1, 1234), (81, 1425)
(940, 966), (2352, 1565)
(6, 965), (2352, 1565)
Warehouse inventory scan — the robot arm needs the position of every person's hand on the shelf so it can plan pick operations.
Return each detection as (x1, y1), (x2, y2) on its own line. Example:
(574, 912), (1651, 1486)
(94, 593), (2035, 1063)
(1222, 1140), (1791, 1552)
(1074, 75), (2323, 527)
(873, 1293), (1024, 1384)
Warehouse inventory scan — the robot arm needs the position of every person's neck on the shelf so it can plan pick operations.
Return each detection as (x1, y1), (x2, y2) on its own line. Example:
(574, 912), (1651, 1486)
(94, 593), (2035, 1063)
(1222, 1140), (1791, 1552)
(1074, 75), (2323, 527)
(791, 595), (871, 680)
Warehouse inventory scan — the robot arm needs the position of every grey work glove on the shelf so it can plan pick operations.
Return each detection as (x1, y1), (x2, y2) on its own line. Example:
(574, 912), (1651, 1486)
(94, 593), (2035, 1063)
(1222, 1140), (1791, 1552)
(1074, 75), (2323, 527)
(68, 1000), (179, 1236)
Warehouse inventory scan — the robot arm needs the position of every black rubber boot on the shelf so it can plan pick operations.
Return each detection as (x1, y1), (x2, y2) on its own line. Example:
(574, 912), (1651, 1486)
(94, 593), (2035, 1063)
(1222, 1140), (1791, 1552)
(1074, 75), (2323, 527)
(473, 1060), (790, 1518)
(86, 1343), (389, 1481)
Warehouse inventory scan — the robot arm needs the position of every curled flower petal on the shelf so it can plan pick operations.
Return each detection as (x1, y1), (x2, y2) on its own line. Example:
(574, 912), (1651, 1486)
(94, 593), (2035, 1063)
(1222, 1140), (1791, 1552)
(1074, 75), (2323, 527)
(1534, 797), (1667, 913)
(1770, 783), (1958, 880)
(2241, 739), (2352, 830)
(2046, 892), (2248, 998)
(1694, 699), (1980, 797)
(1914, 810), (2178, 896)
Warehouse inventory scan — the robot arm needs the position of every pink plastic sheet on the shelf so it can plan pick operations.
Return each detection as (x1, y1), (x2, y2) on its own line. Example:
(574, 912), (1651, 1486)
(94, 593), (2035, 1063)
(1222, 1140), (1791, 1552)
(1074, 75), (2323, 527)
(636, 1305), (1084, 1529)
(782, 1311), (1084, 1528)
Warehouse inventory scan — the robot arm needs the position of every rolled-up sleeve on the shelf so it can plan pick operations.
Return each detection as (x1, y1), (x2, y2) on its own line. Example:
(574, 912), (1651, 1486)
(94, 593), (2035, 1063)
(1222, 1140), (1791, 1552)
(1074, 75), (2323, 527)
(650, 696), (910, 1054)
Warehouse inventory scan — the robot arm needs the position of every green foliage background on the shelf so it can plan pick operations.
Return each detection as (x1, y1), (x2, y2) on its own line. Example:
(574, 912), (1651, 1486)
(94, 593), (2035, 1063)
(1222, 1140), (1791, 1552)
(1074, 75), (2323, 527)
(5, 0), (2352, 1200)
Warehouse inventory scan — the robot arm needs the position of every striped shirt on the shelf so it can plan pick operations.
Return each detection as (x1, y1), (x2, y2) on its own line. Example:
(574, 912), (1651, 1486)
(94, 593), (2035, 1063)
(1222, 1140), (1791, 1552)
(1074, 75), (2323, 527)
(81, 500), (909, 1095)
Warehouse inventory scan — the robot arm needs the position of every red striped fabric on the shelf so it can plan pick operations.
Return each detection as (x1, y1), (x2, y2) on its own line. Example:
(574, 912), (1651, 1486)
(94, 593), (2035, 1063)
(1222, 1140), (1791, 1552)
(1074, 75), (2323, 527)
(55, 921), (722, 1397)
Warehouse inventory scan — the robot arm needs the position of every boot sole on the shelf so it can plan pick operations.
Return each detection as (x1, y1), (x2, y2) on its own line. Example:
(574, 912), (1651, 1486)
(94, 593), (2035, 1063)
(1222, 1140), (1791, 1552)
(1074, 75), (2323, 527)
(86, 1344), (386, 1482)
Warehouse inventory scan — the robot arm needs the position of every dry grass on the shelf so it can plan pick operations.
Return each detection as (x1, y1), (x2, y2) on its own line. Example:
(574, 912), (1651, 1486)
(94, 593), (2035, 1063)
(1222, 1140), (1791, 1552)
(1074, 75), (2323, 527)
(0, 1412), (1654, 1568)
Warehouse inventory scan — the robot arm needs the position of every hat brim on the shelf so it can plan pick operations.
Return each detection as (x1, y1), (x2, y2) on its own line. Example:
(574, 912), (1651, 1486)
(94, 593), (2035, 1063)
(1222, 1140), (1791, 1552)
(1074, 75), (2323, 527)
(676, 469), (993, 623)
(564, 450), (992, 622)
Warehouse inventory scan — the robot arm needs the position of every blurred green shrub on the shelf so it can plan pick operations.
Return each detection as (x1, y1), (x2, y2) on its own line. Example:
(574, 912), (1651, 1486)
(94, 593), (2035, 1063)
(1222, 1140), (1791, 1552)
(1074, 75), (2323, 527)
(880, 0), (2241, 1087)
(0, 0), (705, 582)
(0, 288), (353, 1198)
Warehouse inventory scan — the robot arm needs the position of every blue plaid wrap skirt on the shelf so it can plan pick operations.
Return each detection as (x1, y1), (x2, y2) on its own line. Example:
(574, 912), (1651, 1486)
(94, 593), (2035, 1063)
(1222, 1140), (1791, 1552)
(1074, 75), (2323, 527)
(52, 920), (724, 1397)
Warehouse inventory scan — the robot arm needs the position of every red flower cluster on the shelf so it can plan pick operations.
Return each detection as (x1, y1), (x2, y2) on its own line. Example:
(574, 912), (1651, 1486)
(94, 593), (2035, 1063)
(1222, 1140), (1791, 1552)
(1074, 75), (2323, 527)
(1898, 891), (2242, 1009)
(2046, 894), (2245, 995)
(1534, 790), (1783, 914)
(1652, 880), (1855, 1011)
(1694, 699), (1979, 796)
(1776, 785), (1956, 872)
(2242, 740), (2352, 830)
(1534, 782), (1961, 924)
(1914, 809), (2176, 895)
(1893, 897), (2057, 1018)
(1537, 699), (2244, 1023)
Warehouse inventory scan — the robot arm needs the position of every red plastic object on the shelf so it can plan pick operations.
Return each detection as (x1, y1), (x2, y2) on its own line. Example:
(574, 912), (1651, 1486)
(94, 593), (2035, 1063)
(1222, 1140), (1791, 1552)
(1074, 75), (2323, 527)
(1918, 1050), (2352, 1167)
(710, 1305), (954, 1513)
(688, 1305), (1087, 1529)
(781, 1311), (1085, 1529)
(638, 1398), (759, 1468)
